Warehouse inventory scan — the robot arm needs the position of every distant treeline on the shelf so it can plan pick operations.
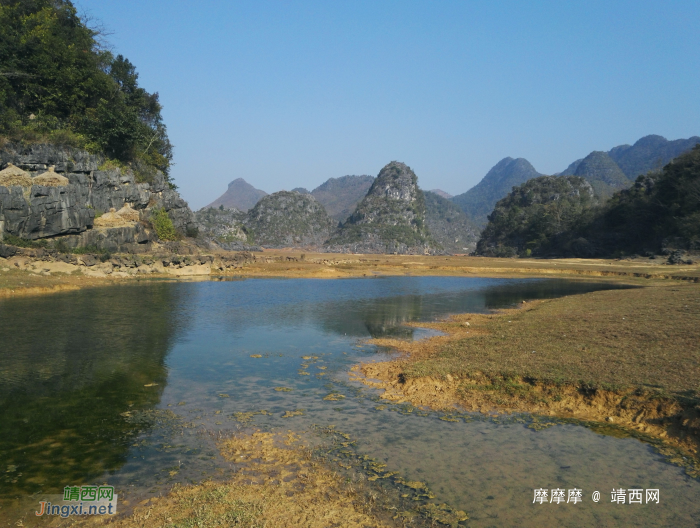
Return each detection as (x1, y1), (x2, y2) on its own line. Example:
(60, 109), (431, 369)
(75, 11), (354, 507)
(476, 144), (700, 258)
(0, 0), (173, 184)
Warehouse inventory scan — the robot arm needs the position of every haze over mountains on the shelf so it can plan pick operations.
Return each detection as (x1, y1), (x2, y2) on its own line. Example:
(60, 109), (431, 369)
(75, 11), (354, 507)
(451, 134), (699, 226)
(205, 178), (267, 211)
(452, 158), (542, 227)
(309, 175), (375, 223)
(197, 133), (698, 254)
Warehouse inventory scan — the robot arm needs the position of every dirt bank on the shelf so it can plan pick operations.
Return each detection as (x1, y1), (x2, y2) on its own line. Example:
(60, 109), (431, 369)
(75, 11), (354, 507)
(353, 282), (700, 474)
(2, 250), (699, 298)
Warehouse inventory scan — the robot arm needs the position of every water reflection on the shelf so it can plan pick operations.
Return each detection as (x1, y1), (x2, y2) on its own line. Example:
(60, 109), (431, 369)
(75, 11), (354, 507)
(5, 275), (688, 528)
(0, 283), (192, 495)
(202, 277), (632, 339)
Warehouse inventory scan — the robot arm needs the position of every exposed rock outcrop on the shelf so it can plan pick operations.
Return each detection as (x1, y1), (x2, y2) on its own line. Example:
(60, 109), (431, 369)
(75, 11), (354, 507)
(195, 206), (249, 244)
(325, 162), (434, 254)
(0, 142), (104, 174)
(0, 144), (196, 252)
(245, 191), (335, 248)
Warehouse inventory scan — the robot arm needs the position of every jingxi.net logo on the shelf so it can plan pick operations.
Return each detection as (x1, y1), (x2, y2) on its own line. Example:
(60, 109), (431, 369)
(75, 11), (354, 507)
(35, 485), (117, 518)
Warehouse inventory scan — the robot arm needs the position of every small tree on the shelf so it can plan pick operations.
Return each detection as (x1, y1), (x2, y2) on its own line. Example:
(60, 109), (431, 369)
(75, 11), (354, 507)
(151, 208), (178, 241)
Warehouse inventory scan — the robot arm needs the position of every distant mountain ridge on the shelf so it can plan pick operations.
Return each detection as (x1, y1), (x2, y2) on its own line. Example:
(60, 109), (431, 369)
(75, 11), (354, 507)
(558, 135), (700, 200)
(204, 178), (267, 211)
(424, 192), (480, 253)
(561, 151), (630, 199)
(452, 157), (542, 227)
(453, 134), (699, 225)
(429, 189), (453, 199)
(561, 135), (700, 180)
(310, 175), (375, 223)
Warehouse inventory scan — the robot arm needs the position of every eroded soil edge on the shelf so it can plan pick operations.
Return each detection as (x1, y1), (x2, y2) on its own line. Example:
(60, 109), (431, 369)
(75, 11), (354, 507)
(352, 285), (700, 477)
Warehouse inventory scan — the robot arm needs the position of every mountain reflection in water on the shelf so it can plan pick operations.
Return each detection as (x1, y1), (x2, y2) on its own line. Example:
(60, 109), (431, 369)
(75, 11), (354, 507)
(0, 283), (192, 495)
(0, 277), (632, 499)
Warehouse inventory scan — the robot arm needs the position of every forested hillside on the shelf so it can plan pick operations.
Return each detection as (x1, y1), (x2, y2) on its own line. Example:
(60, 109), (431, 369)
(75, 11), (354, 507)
(476, 145), (700, 258)
(0, 0), (173, 184)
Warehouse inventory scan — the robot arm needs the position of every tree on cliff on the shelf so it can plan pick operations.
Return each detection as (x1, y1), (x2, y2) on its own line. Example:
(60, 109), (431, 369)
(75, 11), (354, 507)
(0, 0), (173, 183)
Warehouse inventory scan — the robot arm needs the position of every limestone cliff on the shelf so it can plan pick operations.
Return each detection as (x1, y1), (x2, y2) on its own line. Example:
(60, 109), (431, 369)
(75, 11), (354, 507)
(0, 143), (196, 252)
(245, 191), (335, 248)
(326, 162), (434, 254)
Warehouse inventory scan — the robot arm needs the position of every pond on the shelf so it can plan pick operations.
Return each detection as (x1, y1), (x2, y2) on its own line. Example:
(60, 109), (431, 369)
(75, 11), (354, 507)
(0, 276), (697, 526)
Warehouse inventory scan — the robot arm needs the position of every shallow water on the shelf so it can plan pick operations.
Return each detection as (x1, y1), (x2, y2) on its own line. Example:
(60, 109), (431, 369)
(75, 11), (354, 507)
(0, 277), (697, 526)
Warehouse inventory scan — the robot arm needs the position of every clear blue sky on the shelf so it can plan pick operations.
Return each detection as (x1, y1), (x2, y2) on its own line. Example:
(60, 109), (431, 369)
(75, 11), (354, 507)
(78, 0), (700, 209)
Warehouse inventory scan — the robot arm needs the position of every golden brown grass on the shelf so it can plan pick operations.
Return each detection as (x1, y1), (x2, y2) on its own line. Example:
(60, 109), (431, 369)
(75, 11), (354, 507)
(65, 431), (389, 528)
(0, 267), (114, 297)
(2, 250), (699, 298)
(357, 282), (700, 463)
(223, 251), (700, 281)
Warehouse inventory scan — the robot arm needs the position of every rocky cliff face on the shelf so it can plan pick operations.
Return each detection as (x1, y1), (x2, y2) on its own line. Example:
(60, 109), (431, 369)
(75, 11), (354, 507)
(0, 143), (196, 252)
(326, 162), (434, 254)
(245, 191), (335, 248)
(424, 191), (480, 253)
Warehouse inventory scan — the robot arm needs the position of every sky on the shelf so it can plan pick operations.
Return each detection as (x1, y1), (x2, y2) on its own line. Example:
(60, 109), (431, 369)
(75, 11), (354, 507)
(77, 0), (700, 210)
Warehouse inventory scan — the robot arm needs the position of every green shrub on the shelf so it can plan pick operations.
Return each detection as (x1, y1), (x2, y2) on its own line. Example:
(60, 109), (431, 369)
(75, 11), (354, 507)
(0, 1), (174, 182)
(151, 208), (179, 241)
(98, 159), (128, 172)
(2, 234), (48, 249)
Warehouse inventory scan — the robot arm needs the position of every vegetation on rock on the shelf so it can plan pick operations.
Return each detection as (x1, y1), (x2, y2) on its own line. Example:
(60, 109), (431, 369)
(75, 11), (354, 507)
(424, 191), (480, 253)
(327, 162), (434, 254)
(0, 0), (173, 184)
(151, 208), (179, 241)
(452, 158), (542, 227)
(476, 176), (596, 257)
(245, 191), (335, 247)
(561, 151), (630, 200)
(476, 145), (700, 257)
(195, 206), (249, 244)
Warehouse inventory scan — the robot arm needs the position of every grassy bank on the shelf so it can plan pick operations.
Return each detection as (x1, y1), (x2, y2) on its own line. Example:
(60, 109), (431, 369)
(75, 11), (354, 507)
(2, 251), (699, 298)
(356, 281), (700, 468)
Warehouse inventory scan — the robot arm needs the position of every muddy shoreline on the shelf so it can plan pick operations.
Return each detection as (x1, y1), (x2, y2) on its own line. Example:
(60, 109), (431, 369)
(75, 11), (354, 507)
(352, 284), (700, 477)
(1, 250), (699, 299)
